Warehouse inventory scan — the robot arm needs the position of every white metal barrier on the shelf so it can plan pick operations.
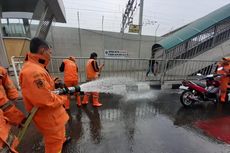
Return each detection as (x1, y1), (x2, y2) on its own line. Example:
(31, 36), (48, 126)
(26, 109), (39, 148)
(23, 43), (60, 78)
(162, 59), (217, 82)
(11, 56), (24, 89)
(11, 56), (218, 89)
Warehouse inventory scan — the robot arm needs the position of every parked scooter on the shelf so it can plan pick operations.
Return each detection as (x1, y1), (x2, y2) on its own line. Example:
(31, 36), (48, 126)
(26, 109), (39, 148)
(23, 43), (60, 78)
(179, 73), (229, 107)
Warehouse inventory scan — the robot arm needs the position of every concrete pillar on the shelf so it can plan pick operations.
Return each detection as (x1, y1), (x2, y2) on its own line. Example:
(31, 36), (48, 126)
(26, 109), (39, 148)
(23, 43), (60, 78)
(0, 5), (9, 67)
(35, 5), (54, 39)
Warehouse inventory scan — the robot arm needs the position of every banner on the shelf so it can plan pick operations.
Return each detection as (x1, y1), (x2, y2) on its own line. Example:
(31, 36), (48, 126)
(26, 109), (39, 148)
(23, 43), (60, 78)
(129, 24), (140, 33)
(104, 50), (128, 58)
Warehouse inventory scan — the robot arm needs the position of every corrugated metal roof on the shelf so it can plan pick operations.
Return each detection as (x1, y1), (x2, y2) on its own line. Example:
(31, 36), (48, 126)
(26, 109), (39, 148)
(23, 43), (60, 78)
(155, 3), (230, 51)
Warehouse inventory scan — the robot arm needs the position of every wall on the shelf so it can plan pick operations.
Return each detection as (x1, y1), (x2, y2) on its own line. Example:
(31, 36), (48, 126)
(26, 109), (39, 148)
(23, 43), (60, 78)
(2, 25), (159, 68)
(3, 37), (30, 63)
(43, 26), (159, 58)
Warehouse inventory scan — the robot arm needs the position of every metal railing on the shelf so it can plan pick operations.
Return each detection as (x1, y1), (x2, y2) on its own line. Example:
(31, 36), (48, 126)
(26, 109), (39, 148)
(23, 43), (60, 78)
(11, 56), (218, 89)
(162, 59), (217, 82)
(48, 57), (164, 82)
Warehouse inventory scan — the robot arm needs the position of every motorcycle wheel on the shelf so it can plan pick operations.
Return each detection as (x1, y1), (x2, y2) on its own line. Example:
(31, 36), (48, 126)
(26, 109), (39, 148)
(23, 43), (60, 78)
(180, 90), (194, 107)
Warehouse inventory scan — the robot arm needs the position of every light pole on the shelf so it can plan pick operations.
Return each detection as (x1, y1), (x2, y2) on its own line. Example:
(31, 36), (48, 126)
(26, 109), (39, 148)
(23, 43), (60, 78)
(77, 11), (82, 57)
(138, 0), (144, 58)
(154, 24), (160, 44)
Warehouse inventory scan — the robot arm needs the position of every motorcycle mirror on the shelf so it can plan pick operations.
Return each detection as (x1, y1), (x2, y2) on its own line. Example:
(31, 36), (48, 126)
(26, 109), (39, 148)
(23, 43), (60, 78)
(206, 74), (213, 77)
(197, 73), (202, 76)
(217, 67), (223, 71)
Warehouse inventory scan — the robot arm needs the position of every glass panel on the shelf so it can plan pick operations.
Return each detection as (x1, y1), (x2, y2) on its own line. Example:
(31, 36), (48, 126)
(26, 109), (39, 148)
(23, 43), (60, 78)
(1, 18), (30, 37)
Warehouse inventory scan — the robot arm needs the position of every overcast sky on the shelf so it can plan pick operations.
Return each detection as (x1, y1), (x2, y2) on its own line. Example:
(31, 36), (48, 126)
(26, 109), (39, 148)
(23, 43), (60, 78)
(57, 0), (230, 36)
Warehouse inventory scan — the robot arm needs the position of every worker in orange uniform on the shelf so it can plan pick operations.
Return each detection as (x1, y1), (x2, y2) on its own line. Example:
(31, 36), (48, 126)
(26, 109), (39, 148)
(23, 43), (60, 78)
(0, 66), (25, 126)
(0, 109), (19, 152)
(19, 37), (69, 153)
(0, 109), (19, 153)
(216, 57), (230, 103)
(59, 56), (81, 109)
(82, 52), (104, 107)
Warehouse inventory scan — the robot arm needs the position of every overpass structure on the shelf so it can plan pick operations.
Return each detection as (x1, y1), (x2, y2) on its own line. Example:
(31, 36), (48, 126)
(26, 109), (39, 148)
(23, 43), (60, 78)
(152, 3), (230, 81)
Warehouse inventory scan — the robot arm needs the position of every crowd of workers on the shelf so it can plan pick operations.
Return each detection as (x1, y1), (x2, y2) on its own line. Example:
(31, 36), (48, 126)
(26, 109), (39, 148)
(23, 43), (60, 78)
(0, 37), (104, 153)
(0, 37), (229, 153)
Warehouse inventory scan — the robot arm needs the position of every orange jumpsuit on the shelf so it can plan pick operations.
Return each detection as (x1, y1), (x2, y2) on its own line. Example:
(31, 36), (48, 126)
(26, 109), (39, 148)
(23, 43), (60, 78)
(19, 53), (69, 153)
(82, 59), (102, 107)
(62, 58), (81, 108)
(0, 109), (19, 153)
(0, 66), (25, 126)
(216, 61), (230, 103)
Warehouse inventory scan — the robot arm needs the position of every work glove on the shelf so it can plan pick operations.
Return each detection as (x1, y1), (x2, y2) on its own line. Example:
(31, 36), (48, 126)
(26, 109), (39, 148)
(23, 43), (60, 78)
(54, 77), (65, 89)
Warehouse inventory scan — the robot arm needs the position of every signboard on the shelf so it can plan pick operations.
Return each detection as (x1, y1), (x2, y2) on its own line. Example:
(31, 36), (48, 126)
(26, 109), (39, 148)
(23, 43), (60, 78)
(129, 24), (140, 33)
(104, 50), (128, 58)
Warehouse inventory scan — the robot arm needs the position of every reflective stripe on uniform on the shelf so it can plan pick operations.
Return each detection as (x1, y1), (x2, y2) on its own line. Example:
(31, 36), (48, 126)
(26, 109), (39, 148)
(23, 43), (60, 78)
(0, 102), (13, 111)
(0, 133), (17, 153)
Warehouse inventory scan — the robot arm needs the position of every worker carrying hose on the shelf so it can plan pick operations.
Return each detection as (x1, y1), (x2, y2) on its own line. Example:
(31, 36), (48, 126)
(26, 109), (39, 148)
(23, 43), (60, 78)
(0, 66), (25, 126)
(0, 109), (19, 153)
(59, 56), (81, 109)
(19, 37), (70, 153)
(82, 52), (104, 107)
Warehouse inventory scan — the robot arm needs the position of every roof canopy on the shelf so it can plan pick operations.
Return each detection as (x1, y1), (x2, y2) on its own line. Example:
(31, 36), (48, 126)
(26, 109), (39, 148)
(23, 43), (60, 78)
(153, 3), (230, 51)
(0, 0), (66, 23)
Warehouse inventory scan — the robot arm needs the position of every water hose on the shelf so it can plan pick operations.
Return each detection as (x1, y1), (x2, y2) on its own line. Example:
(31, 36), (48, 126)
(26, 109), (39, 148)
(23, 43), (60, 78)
(17, 107), (38, 142)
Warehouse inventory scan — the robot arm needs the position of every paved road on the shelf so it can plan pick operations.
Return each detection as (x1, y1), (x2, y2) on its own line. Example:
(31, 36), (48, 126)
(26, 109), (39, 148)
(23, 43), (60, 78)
(17, 89), (230, 153)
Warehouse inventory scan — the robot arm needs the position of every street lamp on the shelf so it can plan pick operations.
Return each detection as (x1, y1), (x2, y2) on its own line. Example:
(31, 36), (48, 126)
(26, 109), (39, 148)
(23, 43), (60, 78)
(154, 24), (160, 44)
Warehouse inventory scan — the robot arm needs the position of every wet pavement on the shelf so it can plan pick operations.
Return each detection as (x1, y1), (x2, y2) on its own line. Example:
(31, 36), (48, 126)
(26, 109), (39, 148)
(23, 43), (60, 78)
(17, 89), (230, 153)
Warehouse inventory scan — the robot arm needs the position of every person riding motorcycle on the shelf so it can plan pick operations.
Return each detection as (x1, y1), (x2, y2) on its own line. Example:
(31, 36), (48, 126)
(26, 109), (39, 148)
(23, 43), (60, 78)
(215, 57), (230, 103)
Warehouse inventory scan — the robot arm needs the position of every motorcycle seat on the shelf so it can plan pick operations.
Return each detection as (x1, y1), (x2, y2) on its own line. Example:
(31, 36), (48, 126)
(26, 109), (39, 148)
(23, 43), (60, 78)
(193, 81), (206, 88)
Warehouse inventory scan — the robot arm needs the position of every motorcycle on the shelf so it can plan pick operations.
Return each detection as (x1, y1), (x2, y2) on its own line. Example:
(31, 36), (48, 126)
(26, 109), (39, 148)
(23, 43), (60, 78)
(179, 73), (227, 107)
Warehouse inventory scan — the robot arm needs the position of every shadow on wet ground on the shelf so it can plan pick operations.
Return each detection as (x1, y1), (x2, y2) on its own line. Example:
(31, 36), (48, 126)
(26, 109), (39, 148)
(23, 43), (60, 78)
(18, 89), (230, 153)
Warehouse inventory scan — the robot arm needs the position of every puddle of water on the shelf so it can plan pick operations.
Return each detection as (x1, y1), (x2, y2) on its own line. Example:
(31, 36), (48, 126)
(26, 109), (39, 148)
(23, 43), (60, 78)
(121, 90), (159, 102)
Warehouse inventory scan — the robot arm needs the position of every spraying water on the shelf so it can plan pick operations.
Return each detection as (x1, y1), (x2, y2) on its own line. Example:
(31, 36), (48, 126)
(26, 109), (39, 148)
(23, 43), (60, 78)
(80, 77), (159, 101)
(80, 77), (136, 95)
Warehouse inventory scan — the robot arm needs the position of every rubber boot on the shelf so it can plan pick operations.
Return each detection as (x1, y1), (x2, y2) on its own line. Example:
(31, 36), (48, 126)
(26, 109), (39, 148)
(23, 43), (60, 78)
(92, 93), (102, 107)
(220, 90), (227, 103)
(82, 93), (89, 105)
(92, 98), (102, 107)
(76, 95), (81, 107)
